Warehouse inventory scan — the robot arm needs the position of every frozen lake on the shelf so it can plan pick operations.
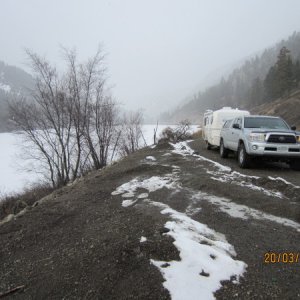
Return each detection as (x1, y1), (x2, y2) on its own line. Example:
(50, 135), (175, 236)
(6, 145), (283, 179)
(0, 125), (199, 196)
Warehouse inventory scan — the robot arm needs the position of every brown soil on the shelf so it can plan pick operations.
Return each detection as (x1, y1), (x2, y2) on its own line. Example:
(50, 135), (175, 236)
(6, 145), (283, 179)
(0, 139), (299, 299)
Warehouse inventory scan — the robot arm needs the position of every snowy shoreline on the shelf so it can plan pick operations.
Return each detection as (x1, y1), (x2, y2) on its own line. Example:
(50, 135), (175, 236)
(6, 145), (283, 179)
(0, 124), (199, 197)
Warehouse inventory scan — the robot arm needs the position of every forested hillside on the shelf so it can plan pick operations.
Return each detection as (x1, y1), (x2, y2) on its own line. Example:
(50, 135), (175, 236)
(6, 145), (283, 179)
(161, 31), (300, 123)
(0, 61), (33, 132)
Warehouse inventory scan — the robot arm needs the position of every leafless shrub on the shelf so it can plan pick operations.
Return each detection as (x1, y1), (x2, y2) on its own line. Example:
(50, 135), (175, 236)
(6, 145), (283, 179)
(118, 110), (144, 157)
(159, 119), (192, 143)
(84, 95), (120, 169)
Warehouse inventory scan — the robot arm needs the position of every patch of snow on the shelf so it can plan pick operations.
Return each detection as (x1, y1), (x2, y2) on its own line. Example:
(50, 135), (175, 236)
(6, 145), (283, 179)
(210, 176), (283, 198)
(148, 201), (247, 300)
(111, 168), (181, 207)
(122, 199), (138, 207)
(137, 193), (149, 199)
(162, 153), (172, 156)
(192, 192), (300, 232)
(185, 204), (202, 216)
(140, 236), (147, 243)
(171, 141), (231, 172)
(121, 192), (136, 198)
(112, 176), (177, 197)
(145, 156), (156, 161)
(231, 171), (259, 179)
(268, 176), (300, 189)
(206, 169), (282, 199)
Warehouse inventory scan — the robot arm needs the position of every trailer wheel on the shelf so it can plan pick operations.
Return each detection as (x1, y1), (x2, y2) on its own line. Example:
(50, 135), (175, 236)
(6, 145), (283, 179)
(220, 139), (229, 158)
(237, 142), (251, 168)
(206, 141), (212, 150)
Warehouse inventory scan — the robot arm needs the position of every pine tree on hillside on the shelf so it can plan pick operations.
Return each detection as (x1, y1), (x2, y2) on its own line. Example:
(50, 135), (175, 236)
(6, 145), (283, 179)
(264, 47), (295, 100)
(276, 47), (294, 96)
(250, 77), (264, 106)
(264, 66), (280, 100)
(293, 60), (300, 87)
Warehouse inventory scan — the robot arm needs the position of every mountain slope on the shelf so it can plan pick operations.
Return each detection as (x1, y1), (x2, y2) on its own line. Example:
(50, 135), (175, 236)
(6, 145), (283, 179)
(161, 31), (300, 123)
(0, 61), (34, 132)
(251, 89), (300, 128)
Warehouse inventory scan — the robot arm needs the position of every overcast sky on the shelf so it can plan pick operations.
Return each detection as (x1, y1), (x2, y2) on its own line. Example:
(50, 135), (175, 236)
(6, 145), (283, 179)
(1, 0), (300, 117)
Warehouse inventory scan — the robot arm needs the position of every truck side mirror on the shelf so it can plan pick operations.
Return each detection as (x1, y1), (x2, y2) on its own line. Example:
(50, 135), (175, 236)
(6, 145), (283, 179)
(233, 123), (240, 129)
(291, 125), (296, 130)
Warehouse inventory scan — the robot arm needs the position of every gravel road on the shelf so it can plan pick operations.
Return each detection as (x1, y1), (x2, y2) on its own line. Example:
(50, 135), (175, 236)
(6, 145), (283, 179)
(0, 138), (299, 299)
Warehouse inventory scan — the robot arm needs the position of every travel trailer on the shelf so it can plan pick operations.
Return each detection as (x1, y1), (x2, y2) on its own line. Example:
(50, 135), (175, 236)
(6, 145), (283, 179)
(202, 107), (250, 149)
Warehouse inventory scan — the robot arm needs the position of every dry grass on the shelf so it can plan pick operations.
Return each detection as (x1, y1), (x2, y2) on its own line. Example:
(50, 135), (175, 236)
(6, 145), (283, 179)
(0, 184), (55, 221)
(191, 129), (202, 139)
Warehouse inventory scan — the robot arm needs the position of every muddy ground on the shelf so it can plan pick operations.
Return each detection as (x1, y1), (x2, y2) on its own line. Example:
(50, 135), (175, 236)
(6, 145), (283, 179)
(0, 138), (299, 299)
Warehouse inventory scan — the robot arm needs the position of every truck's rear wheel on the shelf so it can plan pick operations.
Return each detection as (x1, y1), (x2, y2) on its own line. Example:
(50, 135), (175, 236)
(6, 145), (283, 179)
(206, 141), (212, 150)
(238, 142), (251, 168)
(220, 139), (229, 158)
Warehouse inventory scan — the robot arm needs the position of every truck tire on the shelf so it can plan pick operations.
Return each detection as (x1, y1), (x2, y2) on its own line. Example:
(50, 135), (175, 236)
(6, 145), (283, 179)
(220, 139), (229, 158)
(206, 141), (212, 150)
(237, 142), (251, 168)
(290, 159), (300, 171)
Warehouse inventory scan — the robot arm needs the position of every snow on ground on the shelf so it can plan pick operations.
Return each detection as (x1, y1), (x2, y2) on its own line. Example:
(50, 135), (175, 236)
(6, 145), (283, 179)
(207, 170), (283, 199)
(172, 141), (284, 199)
(122, 199), (138, 207)
(111, 167), (180, 208)
(140, 236), (147, 243)
(145, 156), (156, 161)
(149, 201), (247, 300)
(111, 175), (246, 300)
(268, 176), (300, 189)
(191, 192), (300, 232)
(171, 141), (231, 172)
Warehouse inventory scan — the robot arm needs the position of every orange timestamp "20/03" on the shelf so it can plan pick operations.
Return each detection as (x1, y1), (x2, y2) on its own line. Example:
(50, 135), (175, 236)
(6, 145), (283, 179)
(264, 252), (299, 264)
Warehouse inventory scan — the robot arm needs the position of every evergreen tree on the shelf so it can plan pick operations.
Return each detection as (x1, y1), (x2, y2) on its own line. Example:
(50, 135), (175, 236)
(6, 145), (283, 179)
(250, 77), (264, 106)
(264, 47), (295, 100)
(264, 66), (280, 100)
(276, 46), (293, 96)
(293, 60), (300, 87)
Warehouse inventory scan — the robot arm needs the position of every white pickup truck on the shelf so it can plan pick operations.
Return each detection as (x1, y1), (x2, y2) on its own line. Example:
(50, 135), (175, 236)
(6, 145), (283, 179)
(219, 115), (300, 170)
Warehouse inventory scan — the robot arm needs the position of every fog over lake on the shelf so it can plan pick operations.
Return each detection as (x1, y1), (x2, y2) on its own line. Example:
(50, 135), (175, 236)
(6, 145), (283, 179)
(1, 0), (300, 117)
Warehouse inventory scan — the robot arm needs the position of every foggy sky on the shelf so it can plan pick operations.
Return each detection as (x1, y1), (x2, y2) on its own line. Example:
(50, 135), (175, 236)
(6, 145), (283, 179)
(1, 0), (300, 117)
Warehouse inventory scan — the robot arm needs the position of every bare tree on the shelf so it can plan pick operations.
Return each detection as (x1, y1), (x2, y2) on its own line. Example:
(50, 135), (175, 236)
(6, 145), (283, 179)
(10, 51), (75, 187)
(9, 47), (118, 188)
(84, 95), (119, 169)
(118, 110), (144, 157)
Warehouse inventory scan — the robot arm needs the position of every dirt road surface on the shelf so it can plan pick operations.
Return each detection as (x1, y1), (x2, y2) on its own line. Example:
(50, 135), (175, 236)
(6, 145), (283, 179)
(0, 138), (299, 299)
